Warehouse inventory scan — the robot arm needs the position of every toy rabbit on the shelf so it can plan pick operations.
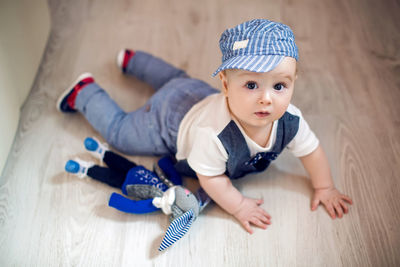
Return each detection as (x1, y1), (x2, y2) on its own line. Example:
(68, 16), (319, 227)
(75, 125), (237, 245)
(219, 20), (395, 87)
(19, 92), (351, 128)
(65, 137), (211, 251)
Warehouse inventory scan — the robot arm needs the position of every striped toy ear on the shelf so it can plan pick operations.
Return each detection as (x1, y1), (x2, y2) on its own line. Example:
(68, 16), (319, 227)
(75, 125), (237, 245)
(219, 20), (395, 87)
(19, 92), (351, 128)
(158, 209), (195, 251)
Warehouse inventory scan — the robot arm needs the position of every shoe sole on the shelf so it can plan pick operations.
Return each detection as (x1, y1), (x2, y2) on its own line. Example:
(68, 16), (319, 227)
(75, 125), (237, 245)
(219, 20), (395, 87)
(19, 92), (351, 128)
(116, 49), (125, 70)
(56, 72), (93, 112)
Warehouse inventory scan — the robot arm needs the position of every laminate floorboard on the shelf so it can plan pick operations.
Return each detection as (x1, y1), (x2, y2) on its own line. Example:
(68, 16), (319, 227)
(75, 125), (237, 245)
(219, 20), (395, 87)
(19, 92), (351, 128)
(1, 0), (399, 266)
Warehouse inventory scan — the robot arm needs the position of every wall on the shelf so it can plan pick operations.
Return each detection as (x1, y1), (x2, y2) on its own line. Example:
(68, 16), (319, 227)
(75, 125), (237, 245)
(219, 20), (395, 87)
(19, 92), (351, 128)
(0, 0), (50, 174)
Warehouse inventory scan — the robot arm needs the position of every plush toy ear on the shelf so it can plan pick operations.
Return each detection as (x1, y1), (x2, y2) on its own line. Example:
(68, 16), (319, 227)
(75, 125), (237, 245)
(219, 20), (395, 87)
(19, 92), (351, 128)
(158, 209), (195, 251)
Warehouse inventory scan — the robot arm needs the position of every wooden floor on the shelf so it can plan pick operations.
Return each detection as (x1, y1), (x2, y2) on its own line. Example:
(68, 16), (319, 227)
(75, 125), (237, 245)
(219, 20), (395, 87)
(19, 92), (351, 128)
(1, 0), (399, 266)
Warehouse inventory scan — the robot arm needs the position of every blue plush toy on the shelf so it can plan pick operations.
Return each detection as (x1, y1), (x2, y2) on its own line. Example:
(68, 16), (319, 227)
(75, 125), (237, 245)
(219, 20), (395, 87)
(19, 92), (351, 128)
(109, 157), (211, 251)
(65, 137), (211, 251)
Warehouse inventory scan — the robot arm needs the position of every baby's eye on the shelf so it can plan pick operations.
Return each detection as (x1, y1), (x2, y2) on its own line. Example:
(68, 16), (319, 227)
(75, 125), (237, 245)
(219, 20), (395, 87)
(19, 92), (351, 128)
(245, 81), (258, 90)
(273, 83), (286, 91)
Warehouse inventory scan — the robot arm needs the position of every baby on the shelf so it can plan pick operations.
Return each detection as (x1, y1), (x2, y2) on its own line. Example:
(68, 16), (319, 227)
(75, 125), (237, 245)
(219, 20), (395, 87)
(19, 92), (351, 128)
(58, 19), (352, 233)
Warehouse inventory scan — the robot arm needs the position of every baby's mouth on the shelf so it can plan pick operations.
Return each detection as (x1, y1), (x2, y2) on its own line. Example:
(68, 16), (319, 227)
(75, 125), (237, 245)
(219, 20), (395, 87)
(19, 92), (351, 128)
(255, 111), (270, 117)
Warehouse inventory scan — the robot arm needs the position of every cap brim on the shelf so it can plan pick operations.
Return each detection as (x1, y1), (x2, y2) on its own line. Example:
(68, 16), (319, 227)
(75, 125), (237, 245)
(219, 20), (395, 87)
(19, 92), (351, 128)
(212, 55), (285, 77)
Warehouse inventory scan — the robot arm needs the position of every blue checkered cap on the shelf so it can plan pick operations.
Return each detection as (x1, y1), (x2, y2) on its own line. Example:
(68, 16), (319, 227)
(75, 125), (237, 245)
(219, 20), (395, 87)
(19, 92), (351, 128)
(212, 19), (298, 76)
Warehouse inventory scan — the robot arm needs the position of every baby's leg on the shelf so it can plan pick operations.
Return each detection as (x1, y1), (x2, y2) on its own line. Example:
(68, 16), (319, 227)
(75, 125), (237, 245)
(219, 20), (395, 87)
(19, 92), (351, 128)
(122, 50), (189, 91)
(75, 82), (170, 155)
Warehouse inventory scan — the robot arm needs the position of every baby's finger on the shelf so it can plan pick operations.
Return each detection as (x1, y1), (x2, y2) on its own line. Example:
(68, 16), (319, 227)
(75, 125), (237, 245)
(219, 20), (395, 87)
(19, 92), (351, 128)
(333, 202), (343, 218)
(341, 194), (353, 205)
(250, 217), (268, 230)
(242, 221), (254, 234)
(339, 200), (349, 214)
(311, 198), (320, 211)
(255, 198), (264, 206)
(256, 213), (271, 224)
(259, 208), (272, 220)
(325, 203), (336, 219)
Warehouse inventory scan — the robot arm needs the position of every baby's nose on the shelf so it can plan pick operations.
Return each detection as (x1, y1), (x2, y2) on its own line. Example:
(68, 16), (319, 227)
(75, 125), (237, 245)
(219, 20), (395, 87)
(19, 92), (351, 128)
(259, 90), (272, 105)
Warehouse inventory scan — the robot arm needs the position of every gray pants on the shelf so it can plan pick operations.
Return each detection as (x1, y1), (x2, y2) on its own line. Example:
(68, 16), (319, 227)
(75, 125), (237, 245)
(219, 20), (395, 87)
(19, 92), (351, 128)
(75, 51), (218, 156)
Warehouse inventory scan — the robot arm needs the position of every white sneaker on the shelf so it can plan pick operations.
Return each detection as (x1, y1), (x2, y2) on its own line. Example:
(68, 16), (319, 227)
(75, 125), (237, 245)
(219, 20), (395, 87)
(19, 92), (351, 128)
(84, 136), (109, 161)
(65, 158), (94, 178)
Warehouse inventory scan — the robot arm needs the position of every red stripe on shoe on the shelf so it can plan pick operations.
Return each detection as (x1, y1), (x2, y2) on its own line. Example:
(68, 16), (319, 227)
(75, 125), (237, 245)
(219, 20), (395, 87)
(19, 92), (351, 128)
(122, 50), (135, 71)
(67, 77), (94, 109)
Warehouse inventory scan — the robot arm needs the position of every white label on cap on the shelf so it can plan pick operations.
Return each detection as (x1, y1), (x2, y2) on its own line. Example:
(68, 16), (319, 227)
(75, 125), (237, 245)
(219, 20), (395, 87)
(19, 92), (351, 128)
(233, 39), (249, 50)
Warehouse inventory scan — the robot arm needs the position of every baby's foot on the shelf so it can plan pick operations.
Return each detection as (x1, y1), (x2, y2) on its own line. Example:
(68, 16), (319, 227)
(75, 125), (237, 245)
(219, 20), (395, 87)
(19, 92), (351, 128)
(57, 73), (94, 112)
(65, 158), (94, 178)
(84, 137), (108, 161)
(117, 49), (135, 73)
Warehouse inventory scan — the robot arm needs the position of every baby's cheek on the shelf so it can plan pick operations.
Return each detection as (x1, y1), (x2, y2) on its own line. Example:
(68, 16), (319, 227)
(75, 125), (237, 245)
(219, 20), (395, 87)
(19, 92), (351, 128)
(277, 100), (291, 114)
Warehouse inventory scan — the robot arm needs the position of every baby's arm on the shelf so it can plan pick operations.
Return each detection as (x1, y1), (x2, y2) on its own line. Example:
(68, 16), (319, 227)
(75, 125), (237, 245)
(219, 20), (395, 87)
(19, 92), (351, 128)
(197, 173), (271, 234)
(300, 145), (353, 219)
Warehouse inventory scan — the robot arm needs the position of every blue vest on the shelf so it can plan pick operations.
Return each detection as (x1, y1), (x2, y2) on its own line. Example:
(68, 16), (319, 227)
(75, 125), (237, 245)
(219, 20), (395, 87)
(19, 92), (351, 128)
(175, 112), (299, 179)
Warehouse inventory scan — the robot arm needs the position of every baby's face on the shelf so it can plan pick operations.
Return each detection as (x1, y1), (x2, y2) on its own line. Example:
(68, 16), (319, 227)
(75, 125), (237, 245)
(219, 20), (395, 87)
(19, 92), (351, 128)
(219, 57), (297, 135)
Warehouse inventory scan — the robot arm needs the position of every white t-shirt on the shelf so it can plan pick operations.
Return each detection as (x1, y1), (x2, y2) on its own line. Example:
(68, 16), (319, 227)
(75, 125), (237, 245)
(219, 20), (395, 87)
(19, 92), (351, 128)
(176, 93), (319, 177)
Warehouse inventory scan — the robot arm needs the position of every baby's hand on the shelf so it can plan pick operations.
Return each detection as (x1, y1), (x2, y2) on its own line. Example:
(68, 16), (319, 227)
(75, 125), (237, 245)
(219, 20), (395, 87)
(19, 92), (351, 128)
(311, 187), (353, 219)
(233, 197), (271, 234)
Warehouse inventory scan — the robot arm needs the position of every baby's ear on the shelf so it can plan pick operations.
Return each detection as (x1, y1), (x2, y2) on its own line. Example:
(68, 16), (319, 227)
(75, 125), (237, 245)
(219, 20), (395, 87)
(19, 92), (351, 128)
(218, 71), (229, 96)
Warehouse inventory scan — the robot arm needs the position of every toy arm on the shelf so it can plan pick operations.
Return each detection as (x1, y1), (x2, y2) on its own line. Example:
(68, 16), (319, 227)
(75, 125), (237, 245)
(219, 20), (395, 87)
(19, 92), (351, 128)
(157, 156), (182, 186)
(109, 192), (159, 214)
